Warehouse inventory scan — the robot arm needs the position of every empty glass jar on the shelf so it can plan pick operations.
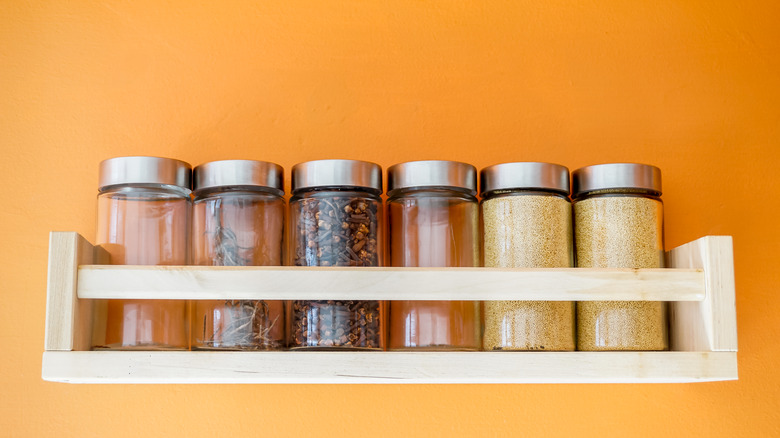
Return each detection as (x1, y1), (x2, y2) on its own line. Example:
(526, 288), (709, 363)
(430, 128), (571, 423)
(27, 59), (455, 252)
(387, 160), (481, 351)
(573, 163), (668, 351)
(93, 156), (191, 350)
(289, 159), (384, 350)
(190, 160), (286, 350)
(480, 162), (575, 351)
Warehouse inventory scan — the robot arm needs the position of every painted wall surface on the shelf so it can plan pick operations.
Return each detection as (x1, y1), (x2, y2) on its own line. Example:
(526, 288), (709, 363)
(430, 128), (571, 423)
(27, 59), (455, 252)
(1, 1), (779, 436)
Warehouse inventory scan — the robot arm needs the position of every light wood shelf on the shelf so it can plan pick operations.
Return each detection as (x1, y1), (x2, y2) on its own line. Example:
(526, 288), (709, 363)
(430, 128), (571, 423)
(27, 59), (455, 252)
(77, 265), (705, 301)
(43, 351), (736, 384)
(42, 232), (738, 384)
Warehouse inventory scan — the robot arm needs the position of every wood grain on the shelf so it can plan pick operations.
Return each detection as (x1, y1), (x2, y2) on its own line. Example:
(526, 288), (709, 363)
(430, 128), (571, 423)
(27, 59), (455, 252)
(43, 232), (739, 384)
(41, 350), (738, 384)
(668, 235), (738, 351)
(76, 265), (705, 301)
(44, 232), (96, 351)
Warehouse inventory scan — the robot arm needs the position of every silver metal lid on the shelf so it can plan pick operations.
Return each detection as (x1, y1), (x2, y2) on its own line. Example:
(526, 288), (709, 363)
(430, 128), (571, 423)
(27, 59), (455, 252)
(480, 162), (570, 195)
(291, 159), (382, 192)
(387, 160), (477, 195)
(193, 160), (284, 195)
(98, 156), (191, 191)
(572, 163), (662, 196)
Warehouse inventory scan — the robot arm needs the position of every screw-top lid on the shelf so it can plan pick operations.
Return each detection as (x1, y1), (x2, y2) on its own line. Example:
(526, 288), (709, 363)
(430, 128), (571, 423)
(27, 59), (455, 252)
(572, 163), (662, 196)
(480, 162), (570, 196)
(193, 160), (284, 195)
(98, 156), (191, 191)
(387, 160), (477, 195)
(291, 159), (382, 193)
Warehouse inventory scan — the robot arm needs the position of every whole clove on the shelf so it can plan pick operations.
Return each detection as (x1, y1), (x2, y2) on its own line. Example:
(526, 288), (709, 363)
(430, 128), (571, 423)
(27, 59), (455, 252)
(294, 196), (378, 267)
(291, 194), (382, 349)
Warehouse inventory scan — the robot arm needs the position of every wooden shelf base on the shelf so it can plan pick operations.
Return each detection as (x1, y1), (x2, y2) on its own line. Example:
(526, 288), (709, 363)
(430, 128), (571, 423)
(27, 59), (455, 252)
(42, 351), (737, 384)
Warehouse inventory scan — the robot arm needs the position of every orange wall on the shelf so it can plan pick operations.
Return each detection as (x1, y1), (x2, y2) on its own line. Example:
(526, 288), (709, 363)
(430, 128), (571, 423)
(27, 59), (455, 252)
(2, 1), (779, 436)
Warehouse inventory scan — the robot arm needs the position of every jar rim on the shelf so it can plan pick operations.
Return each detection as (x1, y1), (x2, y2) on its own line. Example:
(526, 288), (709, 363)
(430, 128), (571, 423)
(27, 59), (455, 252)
(482, 188), (571, 199)
(387, 185), (478, 198)
(291, 185), (382, 196)
(193, 185), (285, 198)
(98, 183), (191, 197)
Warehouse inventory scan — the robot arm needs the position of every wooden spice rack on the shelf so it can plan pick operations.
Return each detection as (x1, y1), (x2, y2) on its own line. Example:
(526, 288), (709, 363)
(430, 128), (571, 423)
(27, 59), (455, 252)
(42, 232), (737, 384)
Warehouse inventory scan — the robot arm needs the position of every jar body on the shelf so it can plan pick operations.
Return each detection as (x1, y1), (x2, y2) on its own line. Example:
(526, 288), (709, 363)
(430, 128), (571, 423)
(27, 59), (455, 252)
(481, 191), (575, 350)
(191, 189), (285, 350)
(388, 188), (481, 350)
(574, 191), (668, 350)
(93, 186), (190, 350)
(289, 189), (384, 349)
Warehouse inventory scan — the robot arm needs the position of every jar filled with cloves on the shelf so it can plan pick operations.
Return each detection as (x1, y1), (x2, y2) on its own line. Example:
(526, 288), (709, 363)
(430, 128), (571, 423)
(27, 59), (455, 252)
(191, 160), (286, 350)
(289, 159), (384, 350)
(387, 160), (481, 351)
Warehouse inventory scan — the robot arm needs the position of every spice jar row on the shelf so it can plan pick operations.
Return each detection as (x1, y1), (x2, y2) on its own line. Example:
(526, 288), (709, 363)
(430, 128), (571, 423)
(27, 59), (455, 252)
(92, 157), (667, 352)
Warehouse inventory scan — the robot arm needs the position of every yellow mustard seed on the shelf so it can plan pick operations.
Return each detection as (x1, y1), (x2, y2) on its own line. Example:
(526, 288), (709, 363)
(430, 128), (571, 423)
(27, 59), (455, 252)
(482, 194), (575, 351)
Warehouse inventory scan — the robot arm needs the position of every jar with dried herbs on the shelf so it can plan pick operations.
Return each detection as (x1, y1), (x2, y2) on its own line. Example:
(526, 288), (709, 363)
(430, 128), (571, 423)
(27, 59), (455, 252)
(480, 162), (575, 351)
(93, 156), (191, 350)
(191, 160), (286, 350)
(573, 163), (668, 351)
(289, 159), (384, 350)
(387, 160), (481, 351)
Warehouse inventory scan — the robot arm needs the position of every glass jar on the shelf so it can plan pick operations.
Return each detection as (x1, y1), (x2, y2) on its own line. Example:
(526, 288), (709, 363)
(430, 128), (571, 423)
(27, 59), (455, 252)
(92, 156), (191, 350)
(573, 163), (668, 351)
(289, 159), (384, 350)
(480, 162), (575, 351)
(191, 160), (286, 350)
(387, 160), (481, 351)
